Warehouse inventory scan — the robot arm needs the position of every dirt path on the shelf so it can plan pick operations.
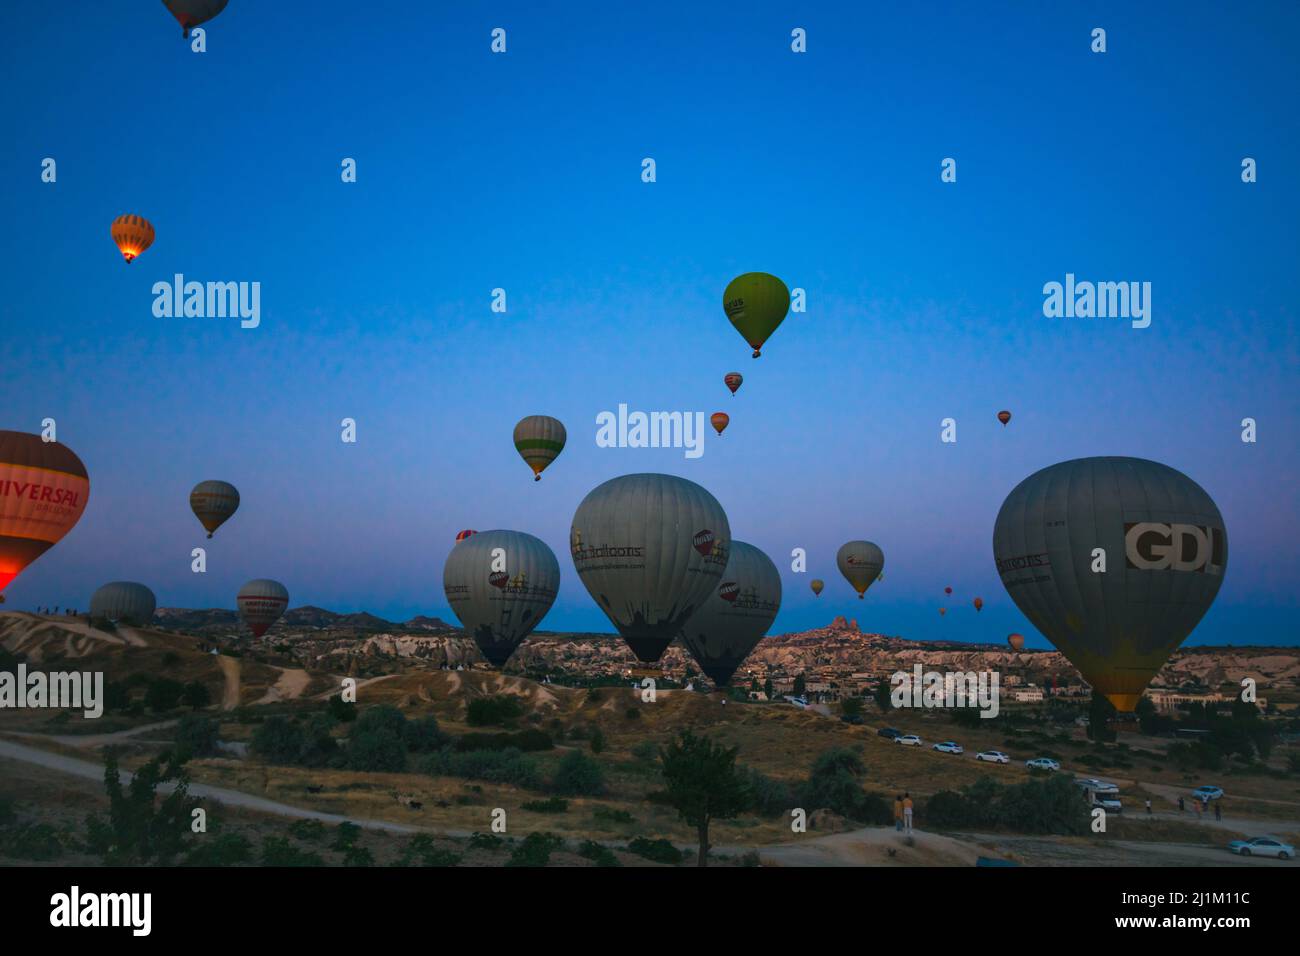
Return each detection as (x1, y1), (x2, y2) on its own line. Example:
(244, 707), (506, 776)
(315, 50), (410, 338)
(3, 719), (179, 749)
(255, 668), (311, 704)
(217, 655), (241, 710)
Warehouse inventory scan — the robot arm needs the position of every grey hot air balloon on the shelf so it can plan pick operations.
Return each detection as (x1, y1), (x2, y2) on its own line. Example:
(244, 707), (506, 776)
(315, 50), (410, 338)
(679, 541), (781, 687)
(89, 581), (157, 626)
(837, 541), (884, 599)
(571, 473), (730, 664)
(237, 579), (289, 639)
(443, 529), (560, 666)
(190, 480), (240, 538)
(993, 456), (1228, 713)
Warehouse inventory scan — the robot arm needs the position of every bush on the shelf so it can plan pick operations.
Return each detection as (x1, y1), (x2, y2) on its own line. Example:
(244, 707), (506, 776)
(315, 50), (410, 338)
(742, 766), (795, 817)
(398, 834), (462, 867)
(2, 823), (65, 861)
(551, 750), (606, 796)
(924, 775), (1087, 836)
(592, 806), (635, 825)
(578, 840), (621, 866)
(260, 836), (326, 867)
(342, 845), (374, 866)
(144, 678), (186, 713)
(421, 748), (543, 788)
(289, 819), (327, 842)
(0, 796), (16, 827)
(466, 695), (525, 727)
(468, 831), (505, 851)
(354, 705), (407, 738)
(404, 716), (449, 753)
(507, 831), (564, 867)
(631, 740), (659, 762)
(801, 748), (882, 822)
(174, 714), (220, 759)
(521, 797), (569, 813)
(327, 696), (358, 722)
(346, 729), (407, 773)
(590, 727), (606, 753)
(454, 730), (552, 753)
(251, 716), (306, 764)
(626, 837), (684, 864)
(183, 833), (252, 866)
(625, 708), (641, 720)
(180, 681), (211, 711)
(331, 822), (362, 851)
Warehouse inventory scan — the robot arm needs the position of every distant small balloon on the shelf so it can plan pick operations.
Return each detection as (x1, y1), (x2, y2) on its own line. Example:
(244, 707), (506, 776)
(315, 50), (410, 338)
(944, 586), (953, 595)
(190, 480), (239, 538)
(997, 410), (1011, 426)
(514, 415), (566, 481)
(710, 412), (730, 436)
(810, 578), (824, 596)
(455, 529), (477, 542)
(939, 607), (946, 616)
(724, 372), (743, 396)
(1008, 632), (1025, 651)
(237, 579), (289, 639)
(974, 597), (984, 612)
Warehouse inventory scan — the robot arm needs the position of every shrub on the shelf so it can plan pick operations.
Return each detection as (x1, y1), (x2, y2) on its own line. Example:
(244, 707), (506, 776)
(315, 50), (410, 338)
(327, 696), (358, 722)
(507, 831), (564, 867)
(404, 716), (449, 753)
(346, 729), (407, 773)
(578, 840), (621, 867)
(289, 819), (327, 842)
(468, 831), (505, 851)
(250, 716), (306, 764)
(590, 727), (606, 753)
(331, 822), (362, 851)
(2, 823), (64, 861)
(466, 695), (525, 727)
(144, 678), (186, 713)
(174, 714), (220, 759)
(626, 837), (684, 864)
(625, 708), (641, 720)
(354, 705), (407, 738)
(342, 845), (374, 867)
(180, 681), (211, 710)
(421, 748), (543, 788)
(592, 806), (634, 825)
(552, 750), (606, 796)
(741, 766), (794, 817)
(183, 833), (252, 866)
(260, 836), (326, 867)
(454, 730), (552, 753)
(397, 834), (462, 867)
(631, 740), (659, 762)
(521, 797), (569, 813)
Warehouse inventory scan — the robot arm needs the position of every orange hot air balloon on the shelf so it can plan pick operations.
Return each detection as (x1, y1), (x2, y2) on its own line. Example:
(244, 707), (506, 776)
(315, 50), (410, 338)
(939, 607), (946, 616)
(944, 586), (952, 595)
(1008, 632), (1025, 651)
(724, 372), (743, 396)
(810, 578), (824, 596)
(710, 412), (730, 436)
(110, 214), (155, 263)
(455, 529), (477, 542)
(0, 431), (90, 596)
(973, 597), (984, 612)
(997, 410), (1011, 426)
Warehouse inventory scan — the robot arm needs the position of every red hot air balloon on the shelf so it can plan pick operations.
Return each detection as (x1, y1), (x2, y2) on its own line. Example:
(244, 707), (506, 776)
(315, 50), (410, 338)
(710, 412), (730, 436)
(939, 607), (947, 616)
(724, 372), (743, 396)
(1008, 632), (1025, 651)
(973, 597), (984, 612)
(0, 432), (90, 596)
(237, 579), (288, 639)
(944, 586), (952, 595)
(163, 0), (229, 37)
(455, 529), (477, 542)
(997, 410), (1011, 426)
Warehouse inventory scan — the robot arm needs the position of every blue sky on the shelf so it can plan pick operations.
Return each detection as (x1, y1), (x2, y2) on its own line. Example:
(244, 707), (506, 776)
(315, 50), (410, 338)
(1, 2), (1296, 647)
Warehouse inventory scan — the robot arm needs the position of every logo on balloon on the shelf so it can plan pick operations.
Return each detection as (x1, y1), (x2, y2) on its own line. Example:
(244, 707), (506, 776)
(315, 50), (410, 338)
(693, 530), (715, 556)
(488, 571), (509, 589)
(718, 582), (739, 603)
(1124, 523), (1225, 574)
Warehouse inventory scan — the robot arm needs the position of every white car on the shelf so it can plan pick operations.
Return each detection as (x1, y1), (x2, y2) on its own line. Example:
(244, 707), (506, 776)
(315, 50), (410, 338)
(1075, 778), (1119, 795)
(895, 735), (923, 747)
(1026, 757), (1060, 771)
(1228, 837), (1293, 860)
(933, 741), (964, 754)
(1090, 795), (1123, 814)
(1192, 785), (1224, 801)
(975, 751), (1009, 763)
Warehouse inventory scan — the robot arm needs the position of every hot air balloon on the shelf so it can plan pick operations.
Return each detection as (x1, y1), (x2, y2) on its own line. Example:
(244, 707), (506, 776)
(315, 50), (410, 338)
(939, 607), (946, 616)
(944, 586), (952, 595)
(724, 372), (743, 396)
(455, 529), (477, 542)
(90, 582), (156, 626)
(973, 597), (984, 612)
(993, 456), (1228, 712)
(679, 541), (780, 687)
(514, 415), (566, 481)
(0, 431), (90, 597)
(571, 473), (730, 664)
(162, 0), (229, 37)
(190, 480), (239, 538)
(1007, 632), (1024, 651)
(723, 273), (790, 358)
(443, 530), (559, 666)
(110, 214), (154, 263)
(237, 579), (288, 639)
(710, 412), (730, 436)
(836, 541), (884, 599)
(810, 578), (824, 596)
(997, 410), (1012, 426)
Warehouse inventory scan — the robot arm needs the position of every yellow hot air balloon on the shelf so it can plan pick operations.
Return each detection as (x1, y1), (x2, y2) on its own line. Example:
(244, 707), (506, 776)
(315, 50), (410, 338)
(0, 432), (90, 596)
(111, 214), (154, 263)
(810, 578), (824, 596)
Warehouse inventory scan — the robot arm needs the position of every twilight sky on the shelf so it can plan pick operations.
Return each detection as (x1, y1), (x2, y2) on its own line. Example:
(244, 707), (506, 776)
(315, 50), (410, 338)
(1, 2), (1296, 647)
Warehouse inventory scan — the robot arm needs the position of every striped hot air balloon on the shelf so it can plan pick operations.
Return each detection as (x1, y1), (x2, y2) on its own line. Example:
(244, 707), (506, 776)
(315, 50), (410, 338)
(237, 579), (288, 638)
(724, 372), (743, 396)
(190, 480), (239, 538)
(710, 412), (729, 436)
(110, 214), (154, 263)
(0, 432), (90, 597)
(455, 529), (477, 542)
(513, 416), (566, 481)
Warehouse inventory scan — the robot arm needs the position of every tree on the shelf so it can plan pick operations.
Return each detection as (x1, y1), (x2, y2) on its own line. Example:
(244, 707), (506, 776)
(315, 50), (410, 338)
(763, 678), (774, 700)
(144, 678), (185, 714)
(840, 696), (865, 719)
(552, 750), (605, 796)
(84, 749), (200, 864)
(874, 677), (893, 713)
(180, 681), (211, 711)
(1086, 692), (1117, 743)
(793, 673), (806, 697)
(590, 726), (605, 754)
(658, 731), (748, 867)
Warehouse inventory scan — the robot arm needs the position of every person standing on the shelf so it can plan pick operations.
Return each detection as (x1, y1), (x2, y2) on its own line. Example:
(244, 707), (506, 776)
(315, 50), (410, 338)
(903, 793), (914, 832)
(1178, 796), (1185, 813)
(1213, 801), (1221, 822)
(1145, 799), (1152, 816)
(893, 795), (904, 832)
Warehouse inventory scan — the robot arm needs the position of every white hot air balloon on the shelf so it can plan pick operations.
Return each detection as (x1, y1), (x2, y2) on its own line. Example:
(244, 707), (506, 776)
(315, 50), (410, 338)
(237, 579), (289, 638)
(679, 541), (781, 687)
(837, 541), (884, 599)
(89, 581), (157, 626)
(443, 529), (560, 666)
(571, 473), (730, 664)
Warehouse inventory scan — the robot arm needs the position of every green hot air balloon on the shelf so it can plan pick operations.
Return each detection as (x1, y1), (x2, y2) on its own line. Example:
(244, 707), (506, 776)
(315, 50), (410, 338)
(89, 582), (157, 626)
(443, 529), (560, 666)
(571, 473), (730, 664)
(514, 415), (566, 481)
(837, 541), (884, 599)
(723, 273), (790, 358)
(679, 541), (781, 687)
(993, 457), (1228, 713)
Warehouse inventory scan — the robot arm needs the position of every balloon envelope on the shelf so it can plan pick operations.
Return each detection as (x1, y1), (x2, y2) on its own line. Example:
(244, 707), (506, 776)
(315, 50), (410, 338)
(455, 529), (477, 542)
(998, 410), (1012, 426)
(514, 415), (566, 481)
(1007, 632), (1025, 651)
(237, 579), (289, 638)
(974, 597), (984, 612)
(836, 541), (884, 599)
(190, 480), (239, 537)
(443, 530), (559, 666)
(679, 541), (780, 687)
(993, 456), (1227, 712)
(710, 412), (729, 435)
(110, 214), (154, 263)
(810, 578), (824, 596)
(0, 431), (90, 595)
(723, 273), (790, 357)
(90, 582), (156, 625)
(571, 473), (730, 664)
(162, 0), (228, 36)
(724, 372), (743, 395)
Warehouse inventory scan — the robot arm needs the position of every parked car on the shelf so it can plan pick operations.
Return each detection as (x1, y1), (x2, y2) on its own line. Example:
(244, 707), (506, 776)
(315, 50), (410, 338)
(1026, 757), (1060, 771)
(895, 735), (923, 747)
(933, 741), (964, 754)
(975, 750), (1009, 763)
(783, 695), (809, 708)
(1192, 785), (1224, 802)
(1227, 837), (1293, 860)
(877, 727), (902, 740)
(1075, 778), (1119, 795)
(1090, 795), (1123, 814)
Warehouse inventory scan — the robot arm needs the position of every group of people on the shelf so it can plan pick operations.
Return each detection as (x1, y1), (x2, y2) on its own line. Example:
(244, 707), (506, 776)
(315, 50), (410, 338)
(893, 793), (914, 832)
(35, 606), (79, 616)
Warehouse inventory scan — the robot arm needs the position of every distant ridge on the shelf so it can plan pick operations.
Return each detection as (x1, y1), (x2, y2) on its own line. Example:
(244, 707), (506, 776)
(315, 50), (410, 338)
(152, 606), (452, 633)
